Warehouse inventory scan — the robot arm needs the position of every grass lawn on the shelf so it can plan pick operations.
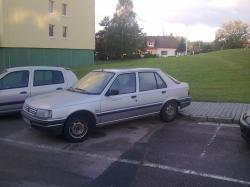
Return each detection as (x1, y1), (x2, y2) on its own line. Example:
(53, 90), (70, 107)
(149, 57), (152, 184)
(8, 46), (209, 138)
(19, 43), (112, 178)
(73, 49), (250, 103)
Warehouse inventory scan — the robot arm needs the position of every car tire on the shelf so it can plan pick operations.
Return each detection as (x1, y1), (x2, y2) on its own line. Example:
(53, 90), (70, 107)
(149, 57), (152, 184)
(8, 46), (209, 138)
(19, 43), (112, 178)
(160, 101), (178, 122)
(63, 114), (90, 143)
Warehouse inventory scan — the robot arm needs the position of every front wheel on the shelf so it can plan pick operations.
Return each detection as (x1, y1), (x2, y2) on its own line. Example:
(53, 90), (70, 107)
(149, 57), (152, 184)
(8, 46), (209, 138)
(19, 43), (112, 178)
(160, 101), (178, 122)
(63, 114), (90, 143)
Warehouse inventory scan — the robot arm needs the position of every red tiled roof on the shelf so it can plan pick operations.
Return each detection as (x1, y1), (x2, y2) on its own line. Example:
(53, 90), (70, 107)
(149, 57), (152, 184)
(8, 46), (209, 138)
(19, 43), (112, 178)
(147, 36), (178, 49)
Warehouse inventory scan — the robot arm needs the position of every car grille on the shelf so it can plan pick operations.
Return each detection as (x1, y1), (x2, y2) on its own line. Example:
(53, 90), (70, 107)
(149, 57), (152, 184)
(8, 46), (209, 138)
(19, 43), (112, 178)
(23, 104), (37, 116)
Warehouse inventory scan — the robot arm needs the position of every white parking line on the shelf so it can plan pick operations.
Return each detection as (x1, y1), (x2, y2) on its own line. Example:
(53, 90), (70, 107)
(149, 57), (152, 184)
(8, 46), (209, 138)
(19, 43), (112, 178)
(197, 122), (239, 128)
(0, 137), (250, 186)
(200, 124), (221, 158)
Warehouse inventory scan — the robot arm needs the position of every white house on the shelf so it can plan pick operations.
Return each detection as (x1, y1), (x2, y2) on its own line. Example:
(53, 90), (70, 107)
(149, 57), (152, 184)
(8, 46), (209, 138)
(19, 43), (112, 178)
(146, 36), (178, 57)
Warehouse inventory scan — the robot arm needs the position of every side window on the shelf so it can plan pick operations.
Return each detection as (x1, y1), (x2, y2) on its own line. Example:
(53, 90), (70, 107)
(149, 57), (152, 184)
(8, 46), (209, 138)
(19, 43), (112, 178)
(34, 70), (64, 86)
(109, 73), (136, 95)
(0, 71), (29, 90)
(139, 72), (157, 91)
(155, 73), (167, 89)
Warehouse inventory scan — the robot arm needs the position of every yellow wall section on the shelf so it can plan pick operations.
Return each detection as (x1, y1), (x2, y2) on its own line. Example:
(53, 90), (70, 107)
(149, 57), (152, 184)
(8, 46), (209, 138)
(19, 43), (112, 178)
(0, 0), (95, 50)
(0, 0), (3, 46)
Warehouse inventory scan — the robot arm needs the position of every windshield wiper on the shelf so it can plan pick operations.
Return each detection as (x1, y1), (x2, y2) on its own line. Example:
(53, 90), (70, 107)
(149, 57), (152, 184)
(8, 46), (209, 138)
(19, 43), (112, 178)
(72, 88), (92, 94)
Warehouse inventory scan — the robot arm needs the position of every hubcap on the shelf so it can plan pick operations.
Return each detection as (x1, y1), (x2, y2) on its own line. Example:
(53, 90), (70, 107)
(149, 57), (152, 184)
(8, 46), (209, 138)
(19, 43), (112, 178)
(165, 104), (175, 116)
(69, 120), (88, 139)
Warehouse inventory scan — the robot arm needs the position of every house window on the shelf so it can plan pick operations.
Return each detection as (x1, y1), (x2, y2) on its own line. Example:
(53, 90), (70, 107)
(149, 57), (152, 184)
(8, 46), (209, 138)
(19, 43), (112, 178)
(49, 24), (55, 37)
(147, 42), (154, 47)
(62, 26), (68, 38)
(62, 3), (68, 16)
(48, 0), (54, 13)
(161, 51), (168, 56)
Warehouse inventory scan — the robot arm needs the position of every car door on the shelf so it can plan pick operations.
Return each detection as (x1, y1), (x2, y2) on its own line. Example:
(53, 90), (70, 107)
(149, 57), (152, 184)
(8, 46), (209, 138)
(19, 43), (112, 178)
(136, 72), (167, 115)
(100, 73), (138, 124)
(0, 70), (30, 112)
(31, 69), (67, 96)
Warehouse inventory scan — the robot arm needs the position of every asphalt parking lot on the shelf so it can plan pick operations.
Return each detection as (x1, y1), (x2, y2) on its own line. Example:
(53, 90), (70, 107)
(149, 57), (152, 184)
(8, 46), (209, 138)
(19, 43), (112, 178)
(0, 114), (250, 187)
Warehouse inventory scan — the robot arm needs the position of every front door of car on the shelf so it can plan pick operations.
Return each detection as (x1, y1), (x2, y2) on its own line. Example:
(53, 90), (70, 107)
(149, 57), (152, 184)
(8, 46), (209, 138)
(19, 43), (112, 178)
(0, 70), (30, 112)
(100, 73), (138, 124)
(136, 72), (168, 115)
(31, 70), (67, 96)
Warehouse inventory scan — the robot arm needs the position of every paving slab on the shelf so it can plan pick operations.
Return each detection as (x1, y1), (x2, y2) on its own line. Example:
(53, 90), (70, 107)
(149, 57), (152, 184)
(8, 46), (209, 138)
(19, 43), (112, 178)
(180, 102), (250, 124)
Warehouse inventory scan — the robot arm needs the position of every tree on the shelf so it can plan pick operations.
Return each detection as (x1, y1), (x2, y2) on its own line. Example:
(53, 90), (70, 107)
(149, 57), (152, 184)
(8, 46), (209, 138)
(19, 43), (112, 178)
(215, 20), (250, 49)
(95, 0), (145, 60)
(176, 37), (186, 54)
(95, 17), (111, 60)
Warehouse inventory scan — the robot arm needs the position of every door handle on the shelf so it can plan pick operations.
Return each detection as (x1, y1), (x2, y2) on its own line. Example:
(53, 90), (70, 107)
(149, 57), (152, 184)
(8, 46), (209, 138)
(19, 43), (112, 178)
(131, 95), (137, 99)
(56, 87), (63, 90)
(162, 91), (166, 94)
(20, 91), (27, 95)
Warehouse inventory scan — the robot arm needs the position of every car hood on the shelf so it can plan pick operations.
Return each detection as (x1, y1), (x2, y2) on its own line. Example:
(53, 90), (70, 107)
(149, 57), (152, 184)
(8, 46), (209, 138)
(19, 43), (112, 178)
(25, 90), (100, 109)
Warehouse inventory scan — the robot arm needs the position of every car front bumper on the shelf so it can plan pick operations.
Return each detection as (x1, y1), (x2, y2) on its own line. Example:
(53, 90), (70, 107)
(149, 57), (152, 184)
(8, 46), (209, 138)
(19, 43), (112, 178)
(240, 114), (250, 142)
(178, 97), (192, 109)
(21, 111), (65, 135)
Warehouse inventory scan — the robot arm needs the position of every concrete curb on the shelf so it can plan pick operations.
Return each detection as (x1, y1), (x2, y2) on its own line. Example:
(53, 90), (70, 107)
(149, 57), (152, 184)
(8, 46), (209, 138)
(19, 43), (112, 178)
(179, 112), (240, 124)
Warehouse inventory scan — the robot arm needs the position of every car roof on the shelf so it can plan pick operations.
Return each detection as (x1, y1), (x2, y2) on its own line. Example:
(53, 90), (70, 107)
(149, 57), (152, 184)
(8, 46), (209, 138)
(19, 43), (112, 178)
(94, 68), (161, 73)
(6, 66), (67, 72)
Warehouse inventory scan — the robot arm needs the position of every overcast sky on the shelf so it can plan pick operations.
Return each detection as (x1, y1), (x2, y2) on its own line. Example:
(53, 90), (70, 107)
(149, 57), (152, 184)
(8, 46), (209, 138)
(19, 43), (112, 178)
(95, 0), (250, 42)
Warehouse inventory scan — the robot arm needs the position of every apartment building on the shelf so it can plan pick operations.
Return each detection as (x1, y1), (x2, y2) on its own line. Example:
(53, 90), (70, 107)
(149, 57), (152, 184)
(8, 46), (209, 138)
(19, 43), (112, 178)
(0, 0), (95, 68)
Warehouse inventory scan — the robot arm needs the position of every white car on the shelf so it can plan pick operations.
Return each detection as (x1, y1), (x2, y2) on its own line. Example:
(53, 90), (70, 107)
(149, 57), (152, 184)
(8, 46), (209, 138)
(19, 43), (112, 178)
(0, 66), (77, 114)
(22, 68), (191, 142)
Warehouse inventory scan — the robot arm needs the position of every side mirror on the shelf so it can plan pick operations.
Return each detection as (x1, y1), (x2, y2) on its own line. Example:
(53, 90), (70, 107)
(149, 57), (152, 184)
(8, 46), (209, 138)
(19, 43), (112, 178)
(106, 89), (119, 96)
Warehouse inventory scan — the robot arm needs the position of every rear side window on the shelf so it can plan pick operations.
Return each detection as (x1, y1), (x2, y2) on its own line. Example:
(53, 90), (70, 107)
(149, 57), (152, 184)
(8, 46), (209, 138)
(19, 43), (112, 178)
(0, 71), (29, 90)
(139, 72), (157, 91)
(139, 72), (167, 92)
(34, 70), (64, 86)
(155, 73), (167, 89)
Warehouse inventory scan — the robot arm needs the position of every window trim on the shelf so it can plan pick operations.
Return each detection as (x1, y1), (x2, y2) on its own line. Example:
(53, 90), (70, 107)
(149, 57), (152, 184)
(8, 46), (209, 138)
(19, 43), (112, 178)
(107, 73), (137, 96)
(33, 70), (65, 87)
(0, 71), (30, 90)
(138, 72), (167, 92)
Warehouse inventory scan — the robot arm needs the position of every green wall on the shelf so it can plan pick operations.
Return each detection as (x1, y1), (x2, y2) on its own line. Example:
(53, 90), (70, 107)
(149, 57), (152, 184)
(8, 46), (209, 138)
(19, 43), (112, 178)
(0, 48), (94, 69)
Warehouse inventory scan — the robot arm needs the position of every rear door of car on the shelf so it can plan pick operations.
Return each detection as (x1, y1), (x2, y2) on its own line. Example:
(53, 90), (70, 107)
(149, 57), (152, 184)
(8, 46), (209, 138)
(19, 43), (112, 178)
(100, 73), (138, 124)
(31, 69), (67, 96)
(136, 71), (168, 115)
(0, 70), (31, 112)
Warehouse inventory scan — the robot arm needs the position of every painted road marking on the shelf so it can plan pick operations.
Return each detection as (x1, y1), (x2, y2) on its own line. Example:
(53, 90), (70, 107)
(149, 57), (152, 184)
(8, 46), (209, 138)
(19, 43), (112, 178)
(0, 137), (250, 186)
(200, 124), (221, 158)
(197, 122), (239, 128)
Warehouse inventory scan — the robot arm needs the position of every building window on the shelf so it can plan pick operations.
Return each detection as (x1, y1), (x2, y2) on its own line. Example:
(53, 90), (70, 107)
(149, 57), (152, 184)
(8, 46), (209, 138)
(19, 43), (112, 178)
(62, 3), (67, 16)
(161, 51), (168, 56)
(62, 26), (68, 38)
(48, 0), (54, 13)
(147, 42), (154, 47)
(49, 24), (55, 37)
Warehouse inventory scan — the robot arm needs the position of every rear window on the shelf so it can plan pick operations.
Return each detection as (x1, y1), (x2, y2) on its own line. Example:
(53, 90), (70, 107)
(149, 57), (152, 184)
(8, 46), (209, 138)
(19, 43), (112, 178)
(34, 70), (64, 86)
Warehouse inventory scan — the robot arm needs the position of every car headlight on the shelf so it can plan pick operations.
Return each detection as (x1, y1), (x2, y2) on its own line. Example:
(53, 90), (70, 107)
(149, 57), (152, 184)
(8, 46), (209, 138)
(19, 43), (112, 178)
(35, 109), (52, 119)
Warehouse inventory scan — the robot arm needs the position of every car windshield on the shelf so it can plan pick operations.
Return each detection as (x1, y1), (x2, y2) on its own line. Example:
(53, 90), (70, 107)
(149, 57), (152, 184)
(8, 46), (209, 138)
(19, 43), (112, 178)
(71, 71), (114, 95)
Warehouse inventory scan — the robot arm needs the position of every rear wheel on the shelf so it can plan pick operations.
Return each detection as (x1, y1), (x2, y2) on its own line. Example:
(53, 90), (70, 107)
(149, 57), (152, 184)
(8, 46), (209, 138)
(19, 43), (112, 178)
(63, 114), (90, 143)
(160, 101), (178, 122)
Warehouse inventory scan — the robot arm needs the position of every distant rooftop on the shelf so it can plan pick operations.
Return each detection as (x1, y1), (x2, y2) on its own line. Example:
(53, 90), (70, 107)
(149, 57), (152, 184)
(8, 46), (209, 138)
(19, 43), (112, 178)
(147, 36), (178, 49)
